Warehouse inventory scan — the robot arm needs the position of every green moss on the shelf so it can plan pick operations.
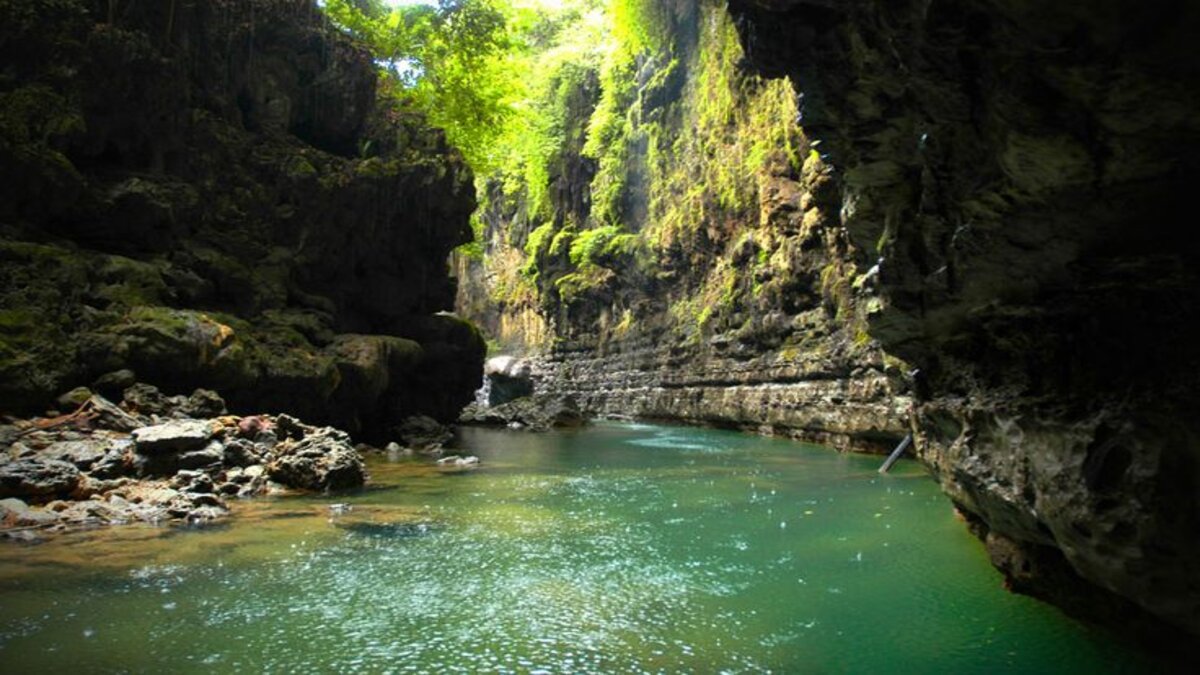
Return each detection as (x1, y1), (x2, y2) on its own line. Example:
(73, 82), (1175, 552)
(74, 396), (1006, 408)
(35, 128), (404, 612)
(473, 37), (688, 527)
(521, 222), (557, 280)
(549, 228), (576, 258)
(286, 155), (318, 180)
(354, 157), (401, 179)
(568, 224), (634, 267)
(92, 255), (169, 308)
(0, 85), (84, 145)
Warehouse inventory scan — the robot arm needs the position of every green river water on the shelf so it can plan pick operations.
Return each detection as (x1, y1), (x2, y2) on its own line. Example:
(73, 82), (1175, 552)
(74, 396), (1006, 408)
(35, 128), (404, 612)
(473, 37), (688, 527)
(0, 422), (1157, 673)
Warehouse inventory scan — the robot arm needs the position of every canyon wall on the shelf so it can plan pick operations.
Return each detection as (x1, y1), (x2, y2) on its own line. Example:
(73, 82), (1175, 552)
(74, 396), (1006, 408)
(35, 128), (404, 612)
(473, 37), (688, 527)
(456, 0), (1200, 639)
(0, 0), (485, 441)
(727, 0), (1200, 638)
(456, 2), (909, 453)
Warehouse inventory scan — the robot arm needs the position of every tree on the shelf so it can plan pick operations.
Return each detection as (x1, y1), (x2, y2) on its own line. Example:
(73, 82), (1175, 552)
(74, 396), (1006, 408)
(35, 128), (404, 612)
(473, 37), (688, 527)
(324, 0), (519, 171)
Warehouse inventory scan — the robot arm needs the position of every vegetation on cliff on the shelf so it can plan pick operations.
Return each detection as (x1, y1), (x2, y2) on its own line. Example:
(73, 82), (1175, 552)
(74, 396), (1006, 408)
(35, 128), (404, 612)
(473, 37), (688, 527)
(322, 0), (879, 362)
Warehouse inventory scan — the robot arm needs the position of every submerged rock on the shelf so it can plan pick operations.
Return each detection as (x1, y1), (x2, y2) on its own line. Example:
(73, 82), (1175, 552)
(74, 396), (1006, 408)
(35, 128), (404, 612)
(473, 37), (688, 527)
(335, 521), (438, 539)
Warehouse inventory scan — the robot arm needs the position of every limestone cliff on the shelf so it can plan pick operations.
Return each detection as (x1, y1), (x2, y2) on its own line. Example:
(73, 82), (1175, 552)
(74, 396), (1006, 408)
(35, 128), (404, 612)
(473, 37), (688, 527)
(0, 0), (485, 440)
(727, 0), (1200, 638)
(454, 0), (1200, 641)
(456, 1), (909, 452)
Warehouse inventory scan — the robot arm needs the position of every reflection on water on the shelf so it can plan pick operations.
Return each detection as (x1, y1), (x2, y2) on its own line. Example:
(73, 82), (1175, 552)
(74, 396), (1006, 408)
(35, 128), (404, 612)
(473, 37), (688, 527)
(0, 422), (1155, 672)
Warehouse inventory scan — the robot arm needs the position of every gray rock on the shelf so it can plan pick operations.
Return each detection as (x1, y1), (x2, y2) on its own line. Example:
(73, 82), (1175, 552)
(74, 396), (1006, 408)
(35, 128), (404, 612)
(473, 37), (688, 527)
(91, 369), (137, 399)
(0, 459), (82, 499)
(172, 470), (215, 494)
(0, 425), (19, 449)
(461, 394), (587, 432)
(186, 492), (224, 508)
(89, 448), (131, 479)
(86, 395), (147, 432)
(42, 440), (108, 470)
(1, 497), (60, 527)
(268, 427), (365, 491)
(122, 383), (172, 417)
(275, 414), (307, 441)
(181, 389), (226, 419)
(223, 438), (264, 467)
(484, 355), (534, 406)
(132, 420), (214, 453)
(55, 387), (94, 411)
(396, 415), (452, 449)
(6, 441), (35, 459)
(185, 505), (226, 523)
(176, 441), (224, 471)
(136, 439), (223, 476)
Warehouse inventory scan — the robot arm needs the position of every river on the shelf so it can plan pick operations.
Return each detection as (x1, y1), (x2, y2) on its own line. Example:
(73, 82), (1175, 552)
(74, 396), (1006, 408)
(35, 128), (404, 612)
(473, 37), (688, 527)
(0, 422), (1153, 672)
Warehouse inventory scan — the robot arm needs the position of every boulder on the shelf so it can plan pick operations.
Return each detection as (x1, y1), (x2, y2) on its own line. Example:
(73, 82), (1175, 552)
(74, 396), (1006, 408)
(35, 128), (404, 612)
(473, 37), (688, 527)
(395, 415), (452, 449)
(181, 389), (227, 418)
(460, 394), (587, 432)
(135, 439), (224, 476)
(0, 458), (82, 499)
(122, 383), (173, 417)
(223, 438), (265, 467)
(89, 447), (132, 479)
(269, 427), (365, 491)
(55, 386), (93, 411)
(484, 355), (534, 406)
(131, 420), (214, 453)
(1, 497), (60, 527)
(176, 440), (225, 471)
(41, 439), (108, 470)
(328, 334), (423, 407)
(91, 369), (137, 399)
(86, 395), (147, 432)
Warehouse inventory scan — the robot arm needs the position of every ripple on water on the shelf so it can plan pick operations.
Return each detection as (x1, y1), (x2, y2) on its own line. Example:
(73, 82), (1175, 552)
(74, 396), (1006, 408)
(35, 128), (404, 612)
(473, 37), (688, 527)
(625, 431), (725, 452)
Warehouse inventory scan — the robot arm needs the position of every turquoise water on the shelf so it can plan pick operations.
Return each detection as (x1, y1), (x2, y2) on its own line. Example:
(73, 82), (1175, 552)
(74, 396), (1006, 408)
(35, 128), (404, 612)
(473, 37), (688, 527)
(0, 422), (1155, 672)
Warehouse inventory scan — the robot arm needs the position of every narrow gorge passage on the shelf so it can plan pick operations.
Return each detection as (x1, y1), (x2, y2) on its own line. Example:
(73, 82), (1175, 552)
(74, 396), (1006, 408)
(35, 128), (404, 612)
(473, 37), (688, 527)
(2, 0), (1197, 670)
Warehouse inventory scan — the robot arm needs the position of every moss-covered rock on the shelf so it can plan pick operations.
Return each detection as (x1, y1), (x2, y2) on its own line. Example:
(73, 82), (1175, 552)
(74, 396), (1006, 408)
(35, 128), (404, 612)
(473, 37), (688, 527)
(0, 0), (484, 438)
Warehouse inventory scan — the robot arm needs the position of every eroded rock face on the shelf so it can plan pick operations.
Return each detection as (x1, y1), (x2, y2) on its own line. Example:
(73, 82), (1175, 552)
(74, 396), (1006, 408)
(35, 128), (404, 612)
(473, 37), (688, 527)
(727, 0), (1200, 636)
(527, 338), (905, 450)
(0, 0), (484, 440)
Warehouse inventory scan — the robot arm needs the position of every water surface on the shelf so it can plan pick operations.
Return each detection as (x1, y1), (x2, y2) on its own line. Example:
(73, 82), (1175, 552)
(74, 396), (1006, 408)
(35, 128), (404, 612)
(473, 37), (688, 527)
(0, 422), (1154, 672)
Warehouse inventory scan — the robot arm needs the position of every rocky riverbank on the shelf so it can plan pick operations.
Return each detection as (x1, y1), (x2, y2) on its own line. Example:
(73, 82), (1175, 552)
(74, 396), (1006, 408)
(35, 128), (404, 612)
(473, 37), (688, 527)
(1, 385), (365, 542)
